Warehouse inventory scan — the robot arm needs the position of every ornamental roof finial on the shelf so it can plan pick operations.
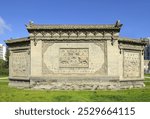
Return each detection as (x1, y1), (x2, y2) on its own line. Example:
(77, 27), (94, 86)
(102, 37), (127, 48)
(115, 20), (122, 27)
(29, 20), (34, 26)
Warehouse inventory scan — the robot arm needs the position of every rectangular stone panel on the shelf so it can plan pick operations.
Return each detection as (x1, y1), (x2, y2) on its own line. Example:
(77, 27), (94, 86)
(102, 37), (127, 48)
(123, 51), (141, 78)
(42, 42), (107, 74)
(59, 48), (89, 68)
(11, 51), (29, 77)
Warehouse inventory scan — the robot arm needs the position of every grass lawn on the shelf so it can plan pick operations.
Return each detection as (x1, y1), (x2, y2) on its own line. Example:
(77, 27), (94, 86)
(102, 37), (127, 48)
(144, 74), (150, 81)
(144, 74), (150, 77)
(145, 78), (150, 81)
(0, 77), (150, 102)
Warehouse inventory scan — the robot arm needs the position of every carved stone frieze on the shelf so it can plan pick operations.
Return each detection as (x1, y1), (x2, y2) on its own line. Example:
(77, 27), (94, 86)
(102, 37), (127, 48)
(59, 48), (89, 68)
(29, 30), (118, 40)
(123, 51), (141, 78)
(11, 51), (29, 77)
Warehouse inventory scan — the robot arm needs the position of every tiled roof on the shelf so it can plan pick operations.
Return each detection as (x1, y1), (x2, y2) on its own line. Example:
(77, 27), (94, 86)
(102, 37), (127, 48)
(26, 24), (122, 30)
(5, 37), (29, 44)
(119, 37), (146, 45)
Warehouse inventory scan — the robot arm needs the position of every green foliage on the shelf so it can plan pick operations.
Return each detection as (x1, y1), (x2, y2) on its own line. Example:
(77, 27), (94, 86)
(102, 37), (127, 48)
(5, 47), (9, 68)
(0, 59), (5, 68)
(0, 68), (8, 76)
(0, 59), (8, 76)
(0, 78), (150, 102)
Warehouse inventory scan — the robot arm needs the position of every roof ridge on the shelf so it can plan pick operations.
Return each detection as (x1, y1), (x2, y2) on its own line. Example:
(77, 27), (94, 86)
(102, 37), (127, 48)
(119, 37), (140, 40)
(5, 37), (29, 44)
(31, 24), (115, 26)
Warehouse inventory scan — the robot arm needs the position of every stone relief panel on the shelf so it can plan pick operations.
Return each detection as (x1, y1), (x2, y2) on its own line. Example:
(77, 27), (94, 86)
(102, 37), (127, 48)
(123, 51), (141, 78)
(59, 48), (89, 68)
(11, 51), (28, 77)
(42, 42), (107, 75)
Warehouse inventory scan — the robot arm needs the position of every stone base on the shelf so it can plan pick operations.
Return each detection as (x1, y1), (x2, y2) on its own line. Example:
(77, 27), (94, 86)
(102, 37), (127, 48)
(120, 80), (145, 89)
(31, 81), (119, 90)
(9, 79), (30, 88)
(8, 77), (145, 90)
(29, 77), (145, 90)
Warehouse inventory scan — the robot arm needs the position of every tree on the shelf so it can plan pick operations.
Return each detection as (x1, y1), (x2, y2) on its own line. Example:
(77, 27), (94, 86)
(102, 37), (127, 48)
(0, 46), (9, 76)
(5, 47), (9, 68)
(0, 59), (5, 69)
(0, 59), (8, 76)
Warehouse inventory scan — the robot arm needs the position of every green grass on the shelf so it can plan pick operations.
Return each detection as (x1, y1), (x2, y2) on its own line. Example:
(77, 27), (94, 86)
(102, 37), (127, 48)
(145, 78), (150, 81)
(144, 74), (150, 81)
(0, 75), (8, 78)
(144, 74), (150, 77)
(1, 77), (150, 102)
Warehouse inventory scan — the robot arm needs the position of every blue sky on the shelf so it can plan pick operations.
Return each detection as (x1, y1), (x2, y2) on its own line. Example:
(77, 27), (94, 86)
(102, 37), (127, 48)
(0, 0), (150, 44)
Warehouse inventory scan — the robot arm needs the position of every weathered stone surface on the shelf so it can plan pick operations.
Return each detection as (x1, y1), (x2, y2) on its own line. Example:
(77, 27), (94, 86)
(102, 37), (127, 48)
(11, 51), (29, 77)
(9, 80), (30, 88)
(123, 51), (140, 78)
(5, 21), (146, 90)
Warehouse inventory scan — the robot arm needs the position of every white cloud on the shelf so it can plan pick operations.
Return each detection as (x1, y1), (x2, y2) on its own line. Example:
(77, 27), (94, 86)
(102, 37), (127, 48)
(0, 16), (11, 34)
